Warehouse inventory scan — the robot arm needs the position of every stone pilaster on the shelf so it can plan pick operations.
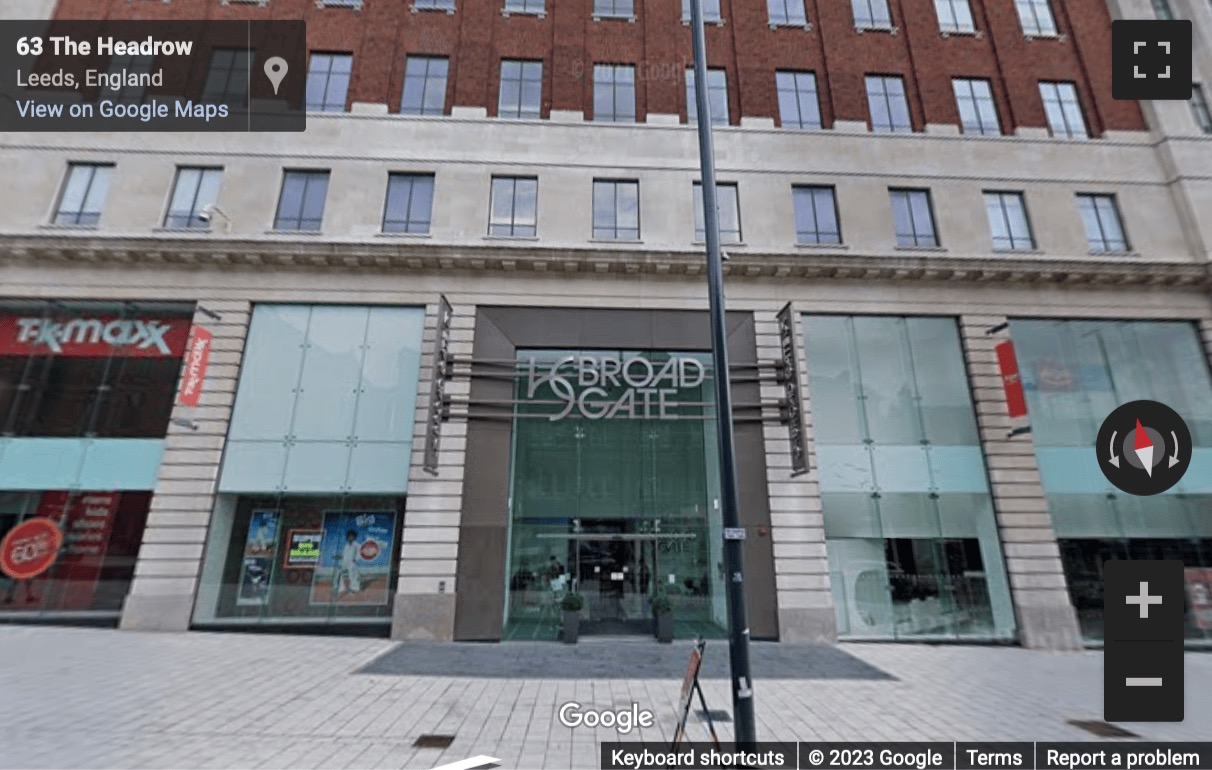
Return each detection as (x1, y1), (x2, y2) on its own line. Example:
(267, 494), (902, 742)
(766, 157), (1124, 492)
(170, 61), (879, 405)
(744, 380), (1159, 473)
(958, 315), (1083, 650)
(390, 300), (472, 640)
(119, 300), (250, 632)
(756, 307), (837, 643)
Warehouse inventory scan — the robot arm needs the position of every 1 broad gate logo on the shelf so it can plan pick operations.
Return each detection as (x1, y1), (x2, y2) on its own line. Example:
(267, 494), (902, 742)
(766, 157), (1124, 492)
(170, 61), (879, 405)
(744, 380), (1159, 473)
(524, 354), (708, 421)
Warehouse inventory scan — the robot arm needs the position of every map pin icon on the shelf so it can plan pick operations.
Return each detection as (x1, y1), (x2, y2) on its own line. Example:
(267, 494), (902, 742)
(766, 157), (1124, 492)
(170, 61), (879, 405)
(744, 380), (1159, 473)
(264, 56), (288, 95)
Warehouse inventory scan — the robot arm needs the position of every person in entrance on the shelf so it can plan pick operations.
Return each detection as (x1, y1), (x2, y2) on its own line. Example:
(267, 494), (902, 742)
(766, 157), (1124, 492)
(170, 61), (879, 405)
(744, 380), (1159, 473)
(332, 530), (362, 597)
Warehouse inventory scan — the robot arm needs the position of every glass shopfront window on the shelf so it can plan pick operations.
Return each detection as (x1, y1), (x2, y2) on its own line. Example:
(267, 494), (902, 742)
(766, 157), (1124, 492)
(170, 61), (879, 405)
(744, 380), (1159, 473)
(804, 315), (1016, 640)
(503, 350), (727, 640)
(1010, 319), (1212, 643)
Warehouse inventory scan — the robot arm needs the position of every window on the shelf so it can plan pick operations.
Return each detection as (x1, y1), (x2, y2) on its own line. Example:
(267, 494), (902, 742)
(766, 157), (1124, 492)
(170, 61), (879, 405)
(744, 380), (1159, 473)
(504, 0), (544, 13)
(202, 48), (252, 105)
(953, 78), (1000, 135)
(890, 189), (938, 248)
(53, 163), (112, 226)
(1077, 194), (1128, 253)
(400, 56), (449, 116)
(415, 0), (455, 8)
(1015, 0), (1056, 35)
(382, 173), (435, 234)
(682, 0), (721, 22)
(1191, 85), (1212, 134)
(498, 60), (543, 119)
(1151, 0), (1173, 19)
(866, 75), (912, 132)
(594, 0), (634, 16)
(768, 0), (807, 25)
(983, 191), (1034, 251)
(306, 53), (352, 112)
(852, 0), (892, 27)
(792, 186), (841, 245)
(102, 54), (153, 103)
(692, 182), (741, 243)
(489, 177), (538, 237)
(776, 71), (821, 129)
(1039, 81), (1088, 138)
(165, 167), (222, 229)
(274, 171), (330, 232)
(685, 68), (729, 126)
(592, 180), (640, 240)
(593, 64), (636, 123)
(934, 0), (974, 31)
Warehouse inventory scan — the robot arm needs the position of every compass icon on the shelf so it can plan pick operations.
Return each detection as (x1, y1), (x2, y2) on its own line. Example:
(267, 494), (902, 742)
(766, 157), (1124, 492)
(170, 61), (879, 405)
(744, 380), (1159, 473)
(1097, 400), (1191, 495)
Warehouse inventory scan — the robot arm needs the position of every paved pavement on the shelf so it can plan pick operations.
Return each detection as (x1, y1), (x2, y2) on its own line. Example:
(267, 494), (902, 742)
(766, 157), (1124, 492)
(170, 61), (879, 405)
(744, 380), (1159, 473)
(0, 625), (1209, 770)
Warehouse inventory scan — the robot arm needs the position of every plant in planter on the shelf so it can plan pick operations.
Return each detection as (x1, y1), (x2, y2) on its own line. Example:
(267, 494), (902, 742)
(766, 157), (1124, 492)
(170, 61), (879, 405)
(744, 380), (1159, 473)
(560, 592), (584, 644)
(650, 592), (673, 643)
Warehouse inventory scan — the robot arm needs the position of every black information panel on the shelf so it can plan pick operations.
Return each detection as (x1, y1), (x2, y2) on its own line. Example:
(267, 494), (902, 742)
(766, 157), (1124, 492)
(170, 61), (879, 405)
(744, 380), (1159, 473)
(0, 19), (306, 132)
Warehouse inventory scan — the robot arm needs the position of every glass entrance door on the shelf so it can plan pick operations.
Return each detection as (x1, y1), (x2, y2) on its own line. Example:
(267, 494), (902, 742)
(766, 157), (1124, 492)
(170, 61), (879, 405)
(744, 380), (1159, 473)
(576, 526), (654, 635)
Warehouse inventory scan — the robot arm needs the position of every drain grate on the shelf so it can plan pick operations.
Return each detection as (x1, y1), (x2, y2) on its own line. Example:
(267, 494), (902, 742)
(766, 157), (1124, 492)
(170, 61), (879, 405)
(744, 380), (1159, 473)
(698, 709), (732, 723)
(413, 734), (456, 749)
(1067, 719), (1140, 738)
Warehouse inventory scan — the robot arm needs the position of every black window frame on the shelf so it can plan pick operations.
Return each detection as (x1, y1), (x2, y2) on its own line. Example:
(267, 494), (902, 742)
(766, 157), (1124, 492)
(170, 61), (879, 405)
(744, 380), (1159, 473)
(792, 185), (842, 245)
(305, 52), (353, 113)
(592, 63), (637, 123)
(983, 190), (1036, 252)
(592, 179), (640, 241)
(498, 60), (544, 119)
(400, 55), (450, 116)
(489, 176), (539, 237)
(273, 170), (331, 233)
(382, 173), (436, 235)
(889, 188), (939, 248)
(53, 162), (114, 227)
(164, 166), (223, 230)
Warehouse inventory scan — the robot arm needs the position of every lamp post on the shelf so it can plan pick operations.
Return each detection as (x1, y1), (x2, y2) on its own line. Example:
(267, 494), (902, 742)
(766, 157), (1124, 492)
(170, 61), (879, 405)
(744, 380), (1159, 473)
(687, 0), (757, 745)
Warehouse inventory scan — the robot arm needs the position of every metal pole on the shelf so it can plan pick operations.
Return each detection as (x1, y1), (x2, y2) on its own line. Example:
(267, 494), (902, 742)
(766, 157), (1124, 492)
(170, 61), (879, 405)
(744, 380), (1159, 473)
(687, 0), (757, 745)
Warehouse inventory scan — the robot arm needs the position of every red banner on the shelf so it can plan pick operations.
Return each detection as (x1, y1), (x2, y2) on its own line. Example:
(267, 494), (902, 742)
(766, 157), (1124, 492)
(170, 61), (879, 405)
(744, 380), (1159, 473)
(994, 340), (1028, 419)
(33, 491), (120, 611)
(0, 517), (63, 580)
(0, 314), (190, 358)
(176, 325), (213, 406)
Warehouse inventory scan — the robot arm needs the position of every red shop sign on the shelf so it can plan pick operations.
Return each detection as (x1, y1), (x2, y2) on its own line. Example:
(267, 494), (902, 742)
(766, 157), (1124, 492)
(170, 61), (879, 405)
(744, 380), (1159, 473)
(0, 314), (190, 358)
(176, 325), (213, 407)
(994, 340), (1029, 420)
(0, 517), (64, 580)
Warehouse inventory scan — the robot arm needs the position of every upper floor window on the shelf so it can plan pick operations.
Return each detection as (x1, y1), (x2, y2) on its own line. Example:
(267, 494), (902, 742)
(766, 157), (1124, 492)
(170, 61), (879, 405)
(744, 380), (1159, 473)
(1039, 81), (1088, 138)
(693, 182), (741, 243)
(593, 64), (637, 123)
(306, 53), (352, 112)
(866, 75), (912, 132)
(983, 191), (1035, 251)
(935, 0), (974, 32)
(202, 48), (252, 105)
(1191, 85), (1212, 134)
(889, 188), (938, 248)
(792, 186), (841, 245)
(1015, 0), (1057, 36)
(54, 163), (113, 227)
(165, 167), (222, 229)
(504, 0), (544, 13)
(415, 0), (455, 9)
(776, 71), (822, 130)
(682, 0), (722, 22)
(685, 68), (729, 126)
(489, 177), (538, 237)
(383, 173), (435, 234)
(593, 180), (640, 241)
(852, 0), (892, 28)
(401, 56), (449, 116)
(953, 78), (1000, 135)
(274, 170), (330, 232)
(768, 0), (807, 25)
(594, 0), (633, 16)
(499, 60), (543, 119)
(1077, 194), (1128, 253)
(1150, 0), (1173, 19)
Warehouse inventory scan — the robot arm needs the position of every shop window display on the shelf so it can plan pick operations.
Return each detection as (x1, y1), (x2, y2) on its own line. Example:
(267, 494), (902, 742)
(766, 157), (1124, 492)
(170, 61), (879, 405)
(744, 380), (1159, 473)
(193, 495), (405, 626)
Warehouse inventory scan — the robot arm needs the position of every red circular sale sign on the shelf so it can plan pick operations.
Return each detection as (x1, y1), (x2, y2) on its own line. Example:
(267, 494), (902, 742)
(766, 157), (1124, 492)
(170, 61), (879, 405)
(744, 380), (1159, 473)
(360, 540), (380, 561)
(0, 518), (63, 580)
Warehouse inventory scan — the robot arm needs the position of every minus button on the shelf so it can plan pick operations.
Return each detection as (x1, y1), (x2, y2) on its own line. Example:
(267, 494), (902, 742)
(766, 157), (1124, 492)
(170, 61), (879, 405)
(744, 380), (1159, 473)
(1125, 677), (1164, 686)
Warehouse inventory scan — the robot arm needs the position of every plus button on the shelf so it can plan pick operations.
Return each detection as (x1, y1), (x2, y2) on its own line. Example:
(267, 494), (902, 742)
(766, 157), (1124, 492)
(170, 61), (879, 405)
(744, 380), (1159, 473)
(1126, 581), (1163, 619)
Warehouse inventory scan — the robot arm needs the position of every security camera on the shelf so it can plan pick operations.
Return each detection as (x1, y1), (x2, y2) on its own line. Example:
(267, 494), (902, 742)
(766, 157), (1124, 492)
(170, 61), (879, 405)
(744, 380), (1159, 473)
(197, 208), (211, 223)
(198, 204), (233, 232)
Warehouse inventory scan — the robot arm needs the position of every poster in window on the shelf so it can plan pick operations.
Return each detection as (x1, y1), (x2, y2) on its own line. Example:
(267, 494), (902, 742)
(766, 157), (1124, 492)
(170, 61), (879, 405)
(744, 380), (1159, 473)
(309, 510), (396, 606)
(1186, 568), (1212, 630)
(283, 529), (322, 568)
(235, 509), (280, 606)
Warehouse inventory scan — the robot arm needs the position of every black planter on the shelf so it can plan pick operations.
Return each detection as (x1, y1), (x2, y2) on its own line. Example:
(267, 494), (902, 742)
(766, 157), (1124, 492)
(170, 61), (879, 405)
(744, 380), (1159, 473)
(562, 611), (579, 643)
(655, 611), (673, 643)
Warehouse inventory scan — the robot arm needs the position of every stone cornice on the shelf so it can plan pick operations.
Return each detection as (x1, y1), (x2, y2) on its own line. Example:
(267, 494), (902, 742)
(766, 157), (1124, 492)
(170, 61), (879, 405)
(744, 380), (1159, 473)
(1, 233), (1208, 290)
